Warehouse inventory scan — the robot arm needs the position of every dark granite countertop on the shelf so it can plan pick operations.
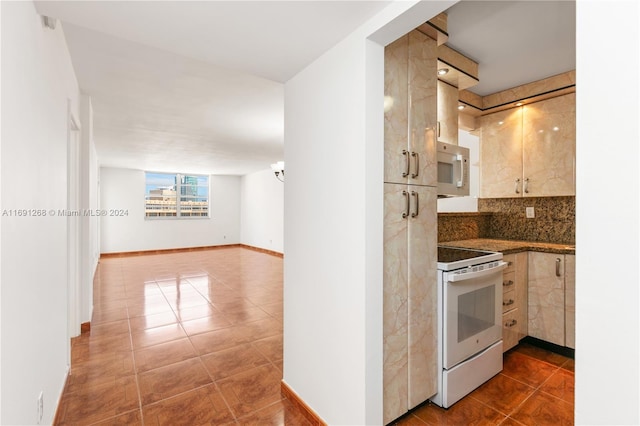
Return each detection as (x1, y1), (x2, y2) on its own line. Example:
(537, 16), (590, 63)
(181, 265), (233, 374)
(439, 238), (575, 255)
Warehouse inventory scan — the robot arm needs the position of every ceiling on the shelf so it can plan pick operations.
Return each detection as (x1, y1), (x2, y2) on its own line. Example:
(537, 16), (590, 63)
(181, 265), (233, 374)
(34, 1), (575, 176)
(444, 1), (575, 96)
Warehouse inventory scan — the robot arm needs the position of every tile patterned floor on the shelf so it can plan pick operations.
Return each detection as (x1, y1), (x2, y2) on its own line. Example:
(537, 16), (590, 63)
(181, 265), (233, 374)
(55, 247), (310, 425)
(55, 246), (574, 425)
(393, 343), (575, 426)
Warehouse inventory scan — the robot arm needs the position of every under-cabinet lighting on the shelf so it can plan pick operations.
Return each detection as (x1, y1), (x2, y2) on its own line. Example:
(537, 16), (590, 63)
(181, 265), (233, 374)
(515, 102), (524, 107)
(457, 105), (466, 110)
(437, 68), (449, 76)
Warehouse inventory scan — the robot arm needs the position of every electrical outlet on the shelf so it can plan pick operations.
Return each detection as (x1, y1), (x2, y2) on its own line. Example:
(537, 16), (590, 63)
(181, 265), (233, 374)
(37, 391), (44, 424)
(526, 206), (535, 218)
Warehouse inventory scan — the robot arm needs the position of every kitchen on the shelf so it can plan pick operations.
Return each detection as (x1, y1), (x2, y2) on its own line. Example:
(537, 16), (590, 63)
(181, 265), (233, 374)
(383, 1), (577, 424)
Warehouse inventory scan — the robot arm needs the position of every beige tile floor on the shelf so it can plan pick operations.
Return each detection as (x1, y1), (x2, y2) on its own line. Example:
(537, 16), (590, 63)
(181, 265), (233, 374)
(55, 246), (309, 425)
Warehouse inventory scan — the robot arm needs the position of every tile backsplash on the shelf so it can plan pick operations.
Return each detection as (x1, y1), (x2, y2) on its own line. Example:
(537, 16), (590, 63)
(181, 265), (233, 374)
(439, 196), (575, 244)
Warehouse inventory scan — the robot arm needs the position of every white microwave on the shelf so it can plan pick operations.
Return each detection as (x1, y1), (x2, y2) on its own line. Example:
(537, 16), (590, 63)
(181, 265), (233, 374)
(437, 141), (470, 197)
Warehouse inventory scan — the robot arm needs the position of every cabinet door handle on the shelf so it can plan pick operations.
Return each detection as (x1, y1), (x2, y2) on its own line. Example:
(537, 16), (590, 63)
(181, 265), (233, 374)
(505, 319), (518, 328)
(503, 299), (515, 307)
(524, 177), (530, 194)
(515, 178), (521, 194)
(556, 258), (562, 277)
(402, 150), (410, 178)
(402, 190), (410, 219)
(411, 152), (419, 178)
(410, 191), (419, 218)
(503, 280), (514, 287)
(437, 121), (441, 138)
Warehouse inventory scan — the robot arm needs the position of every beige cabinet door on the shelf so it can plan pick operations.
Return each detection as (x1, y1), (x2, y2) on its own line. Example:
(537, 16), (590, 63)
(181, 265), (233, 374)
(564, 254), (575, 349)
(406, 185), (437, 409)
(522, 93), (576, 196)
(479, 107), (523, 198)
(383, 183), (409, 424)
(528, 252), (565, 346)
(384, 35), (409, 185)
(384, 31), (437, 187)
(437, 80), (458, 145)
(383, 184), (437, 422)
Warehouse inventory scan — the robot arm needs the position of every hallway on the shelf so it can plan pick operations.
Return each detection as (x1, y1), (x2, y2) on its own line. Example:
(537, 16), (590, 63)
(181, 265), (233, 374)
(55, 246), (308, 425)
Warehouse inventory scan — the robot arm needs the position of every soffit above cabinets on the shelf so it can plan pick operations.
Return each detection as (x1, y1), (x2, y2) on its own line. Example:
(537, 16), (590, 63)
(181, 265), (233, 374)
(459, 70), (576, 117)
(437, 45), (479, 91)
(419, 13), (480, 92)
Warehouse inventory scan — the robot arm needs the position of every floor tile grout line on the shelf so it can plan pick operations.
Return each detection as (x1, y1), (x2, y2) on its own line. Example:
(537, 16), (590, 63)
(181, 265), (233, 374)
(535, 380), (575, 406)
(497, 356), (569, 421)
(84, 408), (141, 426)
(500, 361), (561, 391)
(126, 299), (146, 426)
(197, 354), (238, 423)
(467, 392), (516, 419)
(511, 349), (573, 371)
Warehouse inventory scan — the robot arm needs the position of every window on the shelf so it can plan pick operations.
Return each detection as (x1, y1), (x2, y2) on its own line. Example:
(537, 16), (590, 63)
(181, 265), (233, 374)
(145, 172), (209, 218)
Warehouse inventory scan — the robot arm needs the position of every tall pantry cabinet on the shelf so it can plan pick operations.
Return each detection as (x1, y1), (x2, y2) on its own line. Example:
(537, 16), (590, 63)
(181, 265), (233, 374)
(383, 30), (438, 424)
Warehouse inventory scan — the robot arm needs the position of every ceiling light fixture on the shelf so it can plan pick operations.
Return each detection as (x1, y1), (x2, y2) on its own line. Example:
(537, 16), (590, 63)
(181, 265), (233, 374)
(270, 161), (285, 182)
(437, 68), (449, 76)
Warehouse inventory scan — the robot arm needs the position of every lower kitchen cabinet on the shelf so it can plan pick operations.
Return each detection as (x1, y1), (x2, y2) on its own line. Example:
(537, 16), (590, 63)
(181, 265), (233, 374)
(564, 255), (575, 349)
(501, 252), (528, 352)
(383, 184), (437, 424)
(528, 252), (575, 347)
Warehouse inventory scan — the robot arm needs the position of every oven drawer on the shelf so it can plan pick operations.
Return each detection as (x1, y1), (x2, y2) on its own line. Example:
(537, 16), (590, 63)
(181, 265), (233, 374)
(502, 289), (516, 313)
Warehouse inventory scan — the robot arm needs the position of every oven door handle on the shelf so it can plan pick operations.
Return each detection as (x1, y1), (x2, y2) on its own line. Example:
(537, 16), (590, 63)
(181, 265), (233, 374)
(447, 261), (508, 283)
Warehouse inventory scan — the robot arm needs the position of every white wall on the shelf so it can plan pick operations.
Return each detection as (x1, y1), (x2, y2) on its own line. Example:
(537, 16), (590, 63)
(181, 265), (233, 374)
(100, 167), (240, 253)
(240, 169), (284, 253)
(575, 1), (639, 424)
(283, 1), (454, 424)
(79, 94), (99, 325)
(437, 130), (479, 212)
(0, 2), (80, 423)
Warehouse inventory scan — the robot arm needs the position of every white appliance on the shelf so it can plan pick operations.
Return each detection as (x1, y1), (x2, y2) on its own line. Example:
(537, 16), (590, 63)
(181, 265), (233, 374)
(437, 142), (469, 198)
(430, 246), (507, 408)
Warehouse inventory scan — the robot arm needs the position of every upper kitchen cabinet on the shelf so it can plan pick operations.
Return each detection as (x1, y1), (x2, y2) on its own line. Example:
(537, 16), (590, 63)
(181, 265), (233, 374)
(384, 30), (437, 187)
(522, 93), (576, 196)
(437, 80), (459, 145)
(479, 107), (523, 198)
(480, 92), (576, 198)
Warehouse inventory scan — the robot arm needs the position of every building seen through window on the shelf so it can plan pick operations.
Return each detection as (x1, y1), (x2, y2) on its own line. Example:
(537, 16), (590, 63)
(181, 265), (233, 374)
(145, 172), (209, 218)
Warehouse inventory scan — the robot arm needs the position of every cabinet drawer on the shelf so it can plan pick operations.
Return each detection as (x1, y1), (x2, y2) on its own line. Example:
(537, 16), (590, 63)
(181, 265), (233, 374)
(502, 309), (520, 352)
(502, 271), (516, 291)
(503, 255), (516, 274)
(502, 289), (516, 313)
